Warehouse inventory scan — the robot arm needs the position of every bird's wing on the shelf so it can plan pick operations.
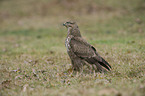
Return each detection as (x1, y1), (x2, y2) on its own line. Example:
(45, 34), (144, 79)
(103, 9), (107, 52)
(69, 37), (111, 71)
(69, 37), (102, 61)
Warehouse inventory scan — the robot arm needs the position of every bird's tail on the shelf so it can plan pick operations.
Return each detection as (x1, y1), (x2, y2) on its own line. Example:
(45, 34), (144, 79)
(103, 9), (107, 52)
(95, 57), (111, 72)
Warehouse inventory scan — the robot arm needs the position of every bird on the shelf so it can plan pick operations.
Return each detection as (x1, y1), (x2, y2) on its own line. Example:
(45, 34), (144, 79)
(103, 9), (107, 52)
(63, 21), (111, 72)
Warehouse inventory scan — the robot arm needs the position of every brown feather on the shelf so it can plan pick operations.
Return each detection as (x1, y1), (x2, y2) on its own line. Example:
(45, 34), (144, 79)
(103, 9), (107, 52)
(64, 21), (111, 72)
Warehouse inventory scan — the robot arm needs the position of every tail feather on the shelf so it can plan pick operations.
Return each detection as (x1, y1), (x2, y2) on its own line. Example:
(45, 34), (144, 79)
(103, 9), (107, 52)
(98, 58), (111, 71)
(82, 56), (111, 72)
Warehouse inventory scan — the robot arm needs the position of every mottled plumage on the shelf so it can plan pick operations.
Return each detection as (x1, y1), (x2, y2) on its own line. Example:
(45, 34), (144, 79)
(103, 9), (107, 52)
(63, 21), (111, 72)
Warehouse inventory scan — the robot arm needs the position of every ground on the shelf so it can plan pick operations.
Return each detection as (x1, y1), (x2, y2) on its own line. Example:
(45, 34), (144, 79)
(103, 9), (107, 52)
(0, 0), (145, 96)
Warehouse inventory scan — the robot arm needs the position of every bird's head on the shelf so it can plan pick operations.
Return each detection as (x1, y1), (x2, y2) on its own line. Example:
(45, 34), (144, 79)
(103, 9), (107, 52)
(63, 21), (81, 37)
(63, 21), (78, 28)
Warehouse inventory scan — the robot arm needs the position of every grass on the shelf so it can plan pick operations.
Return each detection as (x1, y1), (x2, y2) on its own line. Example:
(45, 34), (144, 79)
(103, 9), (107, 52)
(0, 0), (145, 96)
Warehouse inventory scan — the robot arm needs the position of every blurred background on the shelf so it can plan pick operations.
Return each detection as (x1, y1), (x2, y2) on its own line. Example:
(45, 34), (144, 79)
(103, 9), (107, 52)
(0, 0), (145, 58)
(0, 0), (144, 30)
(0, 0), (144, 53)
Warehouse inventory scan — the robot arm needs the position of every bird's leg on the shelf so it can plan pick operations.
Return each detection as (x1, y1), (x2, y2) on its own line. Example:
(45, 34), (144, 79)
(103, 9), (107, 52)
(71, 60), (79, 71)
(71, 59), (84, 71)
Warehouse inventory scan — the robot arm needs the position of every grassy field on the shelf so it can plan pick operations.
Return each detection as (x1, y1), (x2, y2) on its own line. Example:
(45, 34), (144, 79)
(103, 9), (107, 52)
(0, 0), (145, 96)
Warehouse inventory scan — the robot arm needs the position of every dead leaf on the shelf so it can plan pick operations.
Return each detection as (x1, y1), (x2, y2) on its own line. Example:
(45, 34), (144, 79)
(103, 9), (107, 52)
(1, 80), (11, 88)
(67, 68), (73, 74)
(11, 68), (21, 73)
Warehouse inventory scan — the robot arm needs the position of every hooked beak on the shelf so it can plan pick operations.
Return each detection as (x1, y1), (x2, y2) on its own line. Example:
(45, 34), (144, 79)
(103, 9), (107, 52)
(63, 23), (66, 26)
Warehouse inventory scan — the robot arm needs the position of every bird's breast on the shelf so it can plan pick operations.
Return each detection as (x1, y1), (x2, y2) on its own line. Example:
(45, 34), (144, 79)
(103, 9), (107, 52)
(65, 37), (71, 51)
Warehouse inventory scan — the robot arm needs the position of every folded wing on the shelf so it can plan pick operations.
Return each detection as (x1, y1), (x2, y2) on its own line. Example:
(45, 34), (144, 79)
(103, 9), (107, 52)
(69, 37), (111, 71)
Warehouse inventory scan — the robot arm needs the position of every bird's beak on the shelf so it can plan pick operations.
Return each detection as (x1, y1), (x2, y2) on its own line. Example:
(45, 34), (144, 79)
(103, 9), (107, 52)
(63, 23), (66, 26)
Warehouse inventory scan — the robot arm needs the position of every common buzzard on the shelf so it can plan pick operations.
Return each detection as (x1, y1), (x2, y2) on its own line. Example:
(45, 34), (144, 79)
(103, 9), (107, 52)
(63, 21), (111, 72)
